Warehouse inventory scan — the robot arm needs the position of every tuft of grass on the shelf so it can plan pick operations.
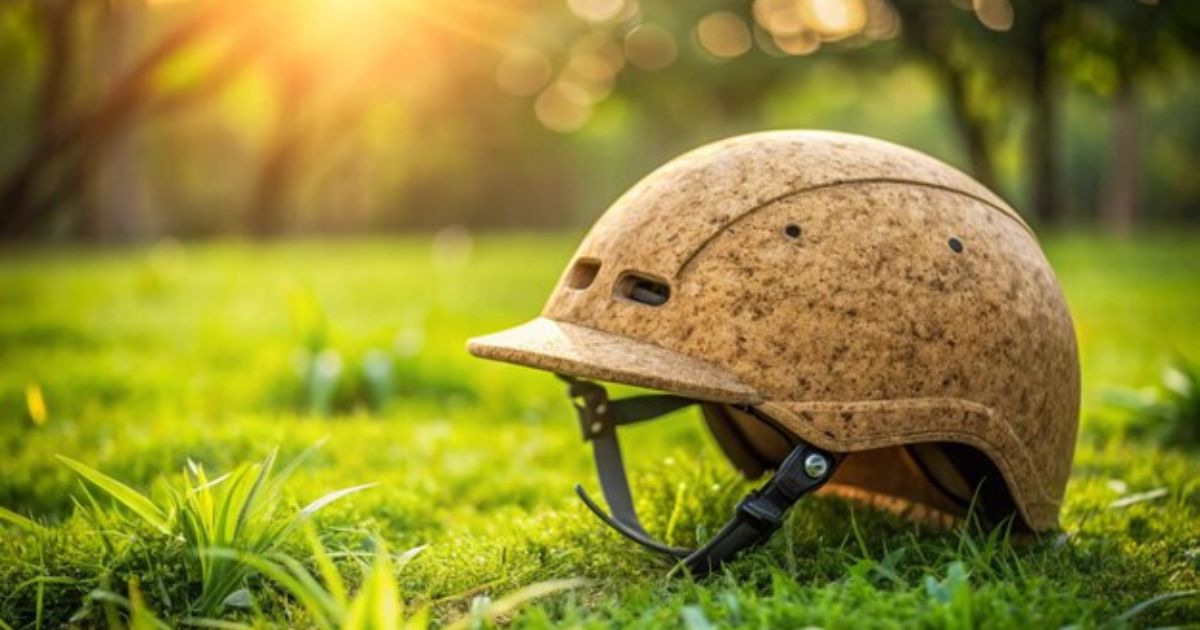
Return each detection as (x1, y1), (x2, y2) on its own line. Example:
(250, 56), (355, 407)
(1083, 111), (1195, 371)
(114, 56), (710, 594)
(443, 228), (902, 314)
(211, 523), (586, 630)
(283, 285), (473, 416)
(209, 530), (424, 630)
(1106, 356), (1200, 447)
(56, 445), (374, 614)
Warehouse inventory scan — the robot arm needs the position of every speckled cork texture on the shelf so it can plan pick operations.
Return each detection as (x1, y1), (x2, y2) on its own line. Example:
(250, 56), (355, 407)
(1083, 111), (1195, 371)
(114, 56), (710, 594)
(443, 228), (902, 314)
(468, 131), (1080, 531)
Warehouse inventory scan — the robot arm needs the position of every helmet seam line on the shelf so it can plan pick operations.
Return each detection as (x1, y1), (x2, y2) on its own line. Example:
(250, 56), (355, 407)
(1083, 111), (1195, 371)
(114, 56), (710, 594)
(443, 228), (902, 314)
(674, 177), (1032, 279)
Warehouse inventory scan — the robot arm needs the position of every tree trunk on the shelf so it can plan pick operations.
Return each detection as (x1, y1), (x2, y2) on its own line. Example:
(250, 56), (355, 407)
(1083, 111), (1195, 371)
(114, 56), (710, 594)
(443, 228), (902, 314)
(247, 132), (302, 238)
(888, 0), (999, 192)
(83, 1), (148, 242)
(0, 0), (243, 240)
(941, 66), (999, 192)
(247, 69), (311, 238)
(1028, 11), (1063, 225)
(0, 0), (76, 238)
(1101, 71), (1139, 235)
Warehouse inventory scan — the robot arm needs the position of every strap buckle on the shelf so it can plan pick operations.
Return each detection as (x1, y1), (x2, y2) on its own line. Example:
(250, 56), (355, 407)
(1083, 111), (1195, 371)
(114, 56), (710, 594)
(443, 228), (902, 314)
(735, 490), (786, 533)
(734, 444), (832, 534)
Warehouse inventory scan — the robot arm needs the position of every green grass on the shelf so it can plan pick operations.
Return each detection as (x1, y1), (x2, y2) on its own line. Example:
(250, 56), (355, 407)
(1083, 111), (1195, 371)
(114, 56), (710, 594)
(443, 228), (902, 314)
(1, 232), (1199, 628)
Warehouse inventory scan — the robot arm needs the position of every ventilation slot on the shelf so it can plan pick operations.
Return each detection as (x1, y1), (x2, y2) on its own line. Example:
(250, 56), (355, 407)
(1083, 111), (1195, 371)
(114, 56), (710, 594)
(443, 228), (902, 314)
(616, 272), (670, 306)
(565, 259), (601, 289)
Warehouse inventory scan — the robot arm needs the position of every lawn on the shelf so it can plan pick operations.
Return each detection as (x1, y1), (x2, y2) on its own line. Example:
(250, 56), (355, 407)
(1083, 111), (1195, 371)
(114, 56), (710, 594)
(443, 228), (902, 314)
(1, 233), (1199, 628)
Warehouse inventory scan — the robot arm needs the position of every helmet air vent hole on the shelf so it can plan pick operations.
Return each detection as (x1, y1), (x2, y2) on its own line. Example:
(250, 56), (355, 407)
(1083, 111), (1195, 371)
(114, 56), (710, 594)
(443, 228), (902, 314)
(784, 224), (802, 239)
(566, 259), (601, 289)
(616, 272), (670, 306)
(949, 237), (964, 253)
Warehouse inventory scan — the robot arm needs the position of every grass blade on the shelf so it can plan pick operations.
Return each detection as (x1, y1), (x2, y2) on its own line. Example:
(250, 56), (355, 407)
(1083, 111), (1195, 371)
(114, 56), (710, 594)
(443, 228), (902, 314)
(188, 471), (233, 497)
(56, 456), (170, 534)
(445, 578), (589, 630)
(1115, 589), (1199, 623)
(74, 486), (118, 555)
(6, 576), (78, 598)
(179, 618), (254, 629)
(89, 588), (130, 630)
(127, 579), (170, 630)
(275, 554), (345, 621)
(0, 506), (39, 532)
(204, 549), (336, 630)
(299, 483), (378, 518)
(1108, 487), (1169, 509)
(35, 576), (43, 630)
(214, 465), (252, 546)
(233, 453), (277, 539)
(302, 522), (347, 606)
(344, 543), (401, 630)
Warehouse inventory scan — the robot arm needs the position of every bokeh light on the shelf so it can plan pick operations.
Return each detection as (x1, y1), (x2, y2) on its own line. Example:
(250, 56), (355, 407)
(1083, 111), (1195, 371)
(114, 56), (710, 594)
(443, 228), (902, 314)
(571, 32), (626, 78)
(696, 11), (753, 59)
(623, 23), (678, 70)
(754, 0), (807, 36)
(534, 81), (593, 132)
(753, 0), (872, 48)
(801, 0), (867, 40)
(862, 0), (901, 40)
(773, 29), (821, 55)
(495, 48), (553, 96)
(567, 0), (626, 23)
(973, 0), (1014, 32)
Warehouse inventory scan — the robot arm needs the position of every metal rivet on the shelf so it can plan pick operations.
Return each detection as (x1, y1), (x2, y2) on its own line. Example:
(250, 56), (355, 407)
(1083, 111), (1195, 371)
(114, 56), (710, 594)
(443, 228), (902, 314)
(803, 453), (829, 479)
(596, 402), (607, 414)
(784, 224), (802, 239)
(590, 421), (603, 434)
(949, 237), (964, 253)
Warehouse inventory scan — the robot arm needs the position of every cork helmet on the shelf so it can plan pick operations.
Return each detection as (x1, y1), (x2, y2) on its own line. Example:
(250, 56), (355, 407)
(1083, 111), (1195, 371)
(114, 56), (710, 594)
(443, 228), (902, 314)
(468, 131), (1080, 573)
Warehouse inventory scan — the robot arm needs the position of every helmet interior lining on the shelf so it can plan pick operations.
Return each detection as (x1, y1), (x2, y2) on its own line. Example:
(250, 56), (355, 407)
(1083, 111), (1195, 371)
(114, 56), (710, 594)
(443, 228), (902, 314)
(704, 402), (1026, 530)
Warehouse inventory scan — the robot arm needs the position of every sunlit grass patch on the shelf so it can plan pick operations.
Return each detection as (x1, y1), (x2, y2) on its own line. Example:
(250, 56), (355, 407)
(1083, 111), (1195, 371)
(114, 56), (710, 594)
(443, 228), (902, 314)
(65, 447), (372, 615)
(1, 234), (1199, 627)
(0, 446), (374, 625)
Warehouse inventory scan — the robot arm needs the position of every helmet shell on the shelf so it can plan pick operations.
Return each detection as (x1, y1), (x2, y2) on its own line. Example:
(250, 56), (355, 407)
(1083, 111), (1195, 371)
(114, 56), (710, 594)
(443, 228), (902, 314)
(470, 131), (1080, 530)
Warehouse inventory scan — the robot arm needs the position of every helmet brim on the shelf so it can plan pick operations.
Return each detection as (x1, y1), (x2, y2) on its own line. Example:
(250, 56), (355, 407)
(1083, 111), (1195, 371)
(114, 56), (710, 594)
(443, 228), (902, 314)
(467, 317), (762, 403)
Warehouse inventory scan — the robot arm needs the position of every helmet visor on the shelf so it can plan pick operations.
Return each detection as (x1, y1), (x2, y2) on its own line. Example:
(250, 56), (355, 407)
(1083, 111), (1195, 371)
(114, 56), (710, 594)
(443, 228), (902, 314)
(468, 317), (760, 403)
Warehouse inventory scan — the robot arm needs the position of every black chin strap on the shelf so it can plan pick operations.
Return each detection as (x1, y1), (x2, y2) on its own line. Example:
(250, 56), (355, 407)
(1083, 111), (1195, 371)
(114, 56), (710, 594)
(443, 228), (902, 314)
(560, 375), (838, 574)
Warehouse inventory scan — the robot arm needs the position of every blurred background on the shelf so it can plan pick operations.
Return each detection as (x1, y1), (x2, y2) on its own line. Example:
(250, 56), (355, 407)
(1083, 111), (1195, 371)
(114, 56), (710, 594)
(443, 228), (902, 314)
(1, 0), (1198, 241)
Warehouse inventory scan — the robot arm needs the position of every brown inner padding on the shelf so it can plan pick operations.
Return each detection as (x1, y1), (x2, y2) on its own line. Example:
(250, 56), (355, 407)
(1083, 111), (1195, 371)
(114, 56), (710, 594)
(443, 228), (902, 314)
(705, 403), (1024, 529)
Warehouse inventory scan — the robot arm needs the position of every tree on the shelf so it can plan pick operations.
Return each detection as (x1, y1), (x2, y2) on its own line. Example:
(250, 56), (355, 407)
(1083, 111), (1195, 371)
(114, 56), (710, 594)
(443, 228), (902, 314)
(0, 0), (259, 239)
(1065, 0), (1200, 233)
(890, 0), (1003, 191)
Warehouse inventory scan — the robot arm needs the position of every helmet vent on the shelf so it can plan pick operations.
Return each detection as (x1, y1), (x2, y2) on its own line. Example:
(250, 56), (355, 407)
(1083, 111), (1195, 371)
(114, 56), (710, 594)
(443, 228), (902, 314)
(784, 223), (802, 239)
(566, 258), (601, 289)
(616, 272), (670, 306)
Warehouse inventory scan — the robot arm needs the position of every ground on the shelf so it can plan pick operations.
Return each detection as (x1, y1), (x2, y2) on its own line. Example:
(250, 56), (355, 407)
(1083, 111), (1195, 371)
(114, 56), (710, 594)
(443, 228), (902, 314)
(1, 233), (1198, 628)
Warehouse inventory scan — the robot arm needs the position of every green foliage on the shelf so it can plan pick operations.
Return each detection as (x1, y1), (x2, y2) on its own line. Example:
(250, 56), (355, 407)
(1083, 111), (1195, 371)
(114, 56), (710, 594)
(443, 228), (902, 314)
(56, 447), (373, 615)
(1107, 357), (1200, 447)
(283, 285), (475, 416)
(2, 0), (1199, 240)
